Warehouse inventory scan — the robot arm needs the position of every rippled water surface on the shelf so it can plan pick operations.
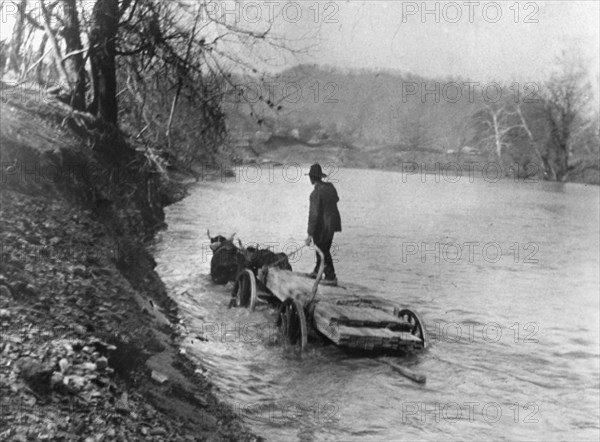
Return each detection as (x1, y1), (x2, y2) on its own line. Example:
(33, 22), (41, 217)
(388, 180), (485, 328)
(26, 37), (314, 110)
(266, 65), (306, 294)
(153, 168), (600, 441)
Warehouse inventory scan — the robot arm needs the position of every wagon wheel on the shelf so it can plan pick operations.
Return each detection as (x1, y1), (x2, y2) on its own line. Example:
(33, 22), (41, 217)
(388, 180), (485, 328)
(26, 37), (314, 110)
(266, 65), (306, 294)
(277, 298), (307, 351)
(397, 309), (429, 349)
(234, 269), (257, 311)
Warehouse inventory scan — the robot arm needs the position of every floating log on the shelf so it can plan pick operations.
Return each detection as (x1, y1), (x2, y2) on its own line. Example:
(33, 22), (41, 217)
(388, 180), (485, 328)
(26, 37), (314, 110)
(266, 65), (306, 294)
(380, 358), (426, 384)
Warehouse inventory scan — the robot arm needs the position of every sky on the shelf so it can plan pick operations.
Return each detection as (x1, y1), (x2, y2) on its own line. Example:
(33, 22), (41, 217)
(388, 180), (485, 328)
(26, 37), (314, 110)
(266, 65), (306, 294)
(280, 1), (600, 84)
(1, 1), (598, 92)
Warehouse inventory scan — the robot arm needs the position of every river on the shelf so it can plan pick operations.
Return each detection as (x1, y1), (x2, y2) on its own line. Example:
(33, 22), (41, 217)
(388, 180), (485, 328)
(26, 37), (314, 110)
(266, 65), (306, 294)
(153, 166), (600, 441)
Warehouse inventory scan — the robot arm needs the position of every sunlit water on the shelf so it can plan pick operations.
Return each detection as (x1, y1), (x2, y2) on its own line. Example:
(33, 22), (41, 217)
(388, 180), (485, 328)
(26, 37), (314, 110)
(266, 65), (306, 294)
(153, 167), (600, 441)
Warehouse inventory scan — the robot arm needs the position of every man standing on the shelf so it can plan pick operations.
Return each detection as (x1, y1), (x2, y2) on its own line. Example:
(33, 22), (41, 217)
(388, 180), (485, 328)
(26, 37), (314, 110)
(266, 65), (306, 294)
(305, 163), (342, 284)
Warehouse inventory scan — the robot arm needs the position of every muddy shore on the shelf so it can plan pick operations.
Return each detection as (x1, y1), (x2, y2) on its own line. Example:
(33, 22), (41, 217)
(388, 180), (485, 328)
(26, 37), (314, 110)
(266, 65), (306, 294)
(0, 99), (259, 441)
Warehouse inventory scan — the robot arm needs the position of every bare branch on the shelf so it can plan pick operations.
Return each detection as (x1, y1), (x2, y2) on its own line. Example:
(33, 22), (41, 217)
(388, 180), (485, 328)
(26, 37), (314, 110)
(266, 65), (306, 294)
(40, 0), (70, 85)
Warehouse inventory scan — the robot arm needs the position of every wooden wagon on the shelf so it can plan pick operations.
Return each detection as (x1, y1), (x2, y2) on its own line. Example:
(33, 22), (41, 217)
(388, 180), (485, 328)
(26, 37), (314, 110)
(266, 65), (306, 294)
(232, 247), (428, 353)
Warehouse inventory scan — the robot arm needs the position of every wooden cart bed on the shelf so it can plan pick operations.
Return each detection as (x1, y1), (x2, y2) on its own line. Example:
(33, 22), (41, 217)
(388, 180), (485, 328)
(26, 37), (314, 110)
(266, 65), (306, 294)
(234, 267), (428, 351)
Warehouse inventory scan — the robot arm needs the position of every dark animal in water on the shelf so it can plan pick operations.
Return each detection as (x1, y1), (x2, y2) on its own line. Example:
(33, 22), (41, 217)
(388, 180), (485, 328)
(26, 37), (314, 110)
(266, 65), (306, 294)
(242, 246), (292, 274)
(207, 230), (292, 285)
(208, 230), (243, 285)
(208, 230), (232, 252)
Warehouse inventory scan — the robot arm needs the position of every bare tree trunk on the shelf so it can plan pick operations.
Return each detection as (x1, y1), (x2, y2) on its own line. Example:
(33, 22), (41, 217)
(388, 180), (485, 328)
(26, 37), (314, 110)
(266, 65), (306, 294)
(166, 7), (201, 149)
(517, 105), (555, 180)
(546, 105), (571, 181)
(89, 0), (120, 125)
(0, 41), (6, 77)
(478, 104), (509, 163)
(539, 51), (588, 182)
(7, 0), (27, 74)
(40, 1), (70, 85)
(61, 0), (86, 110)
(35, 34), (48, 83)
(491, 111), (503, 161)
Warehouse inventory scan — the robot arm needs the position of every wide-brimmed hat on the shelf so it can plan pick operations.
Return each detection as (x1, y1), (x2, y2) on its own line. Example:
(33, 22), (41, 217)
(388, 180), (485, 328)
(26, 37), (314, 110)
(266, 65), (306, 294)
(305, 163), (327, 178)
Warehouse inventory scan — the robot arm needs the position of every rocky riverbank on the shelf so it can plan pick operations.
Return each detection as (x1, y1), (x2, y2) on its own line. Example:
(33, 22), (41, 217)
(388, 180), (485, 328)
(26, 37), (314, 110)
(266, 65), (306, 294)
(0, 98), (258, 441)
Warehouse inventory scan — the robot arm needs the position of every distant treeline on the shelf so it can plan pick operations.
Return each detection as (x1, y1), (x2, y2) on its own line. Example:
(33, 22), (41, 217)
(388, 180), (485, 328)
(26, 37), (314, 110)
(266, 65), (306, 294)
(228, 63), (599, 183)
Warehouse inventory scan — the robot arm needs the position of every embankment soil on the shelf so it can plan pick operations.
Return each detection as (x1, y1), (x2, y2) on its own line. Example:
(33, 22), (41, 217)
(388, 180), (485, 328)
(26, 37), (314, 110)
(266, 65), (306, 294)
(0, 98), (258, 441)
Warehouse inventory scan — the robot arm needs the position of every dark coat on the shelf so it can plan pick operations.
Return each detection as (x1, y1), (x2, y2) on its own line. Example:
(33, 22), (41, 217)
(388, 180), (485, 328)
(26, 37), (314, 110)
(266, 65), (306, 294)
(308, 181), (342, 243)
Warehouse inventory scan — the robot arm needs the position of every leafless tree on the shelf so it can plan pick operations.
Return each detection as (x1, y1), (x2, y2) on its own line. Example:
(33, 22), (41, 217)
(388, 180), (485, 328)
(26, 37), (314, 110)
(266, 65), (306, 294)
(1, 0), (303, 174)
(61, 0), (86, 110)
(4, 0), (28, 74)
(513, 103), (557, 180)
(473, 102), (527, 161)
(401, 114), (433, 151)
(540, 50), (592, 181)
